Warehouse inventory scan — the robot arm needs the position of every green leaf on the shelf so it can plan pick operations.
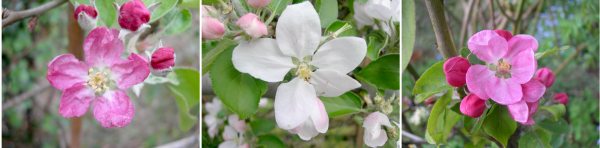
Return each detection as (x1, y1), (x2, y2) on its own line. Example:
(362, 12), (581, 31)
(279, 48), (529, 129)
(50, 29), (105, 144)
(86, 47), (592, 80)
(540, 104), (566, 121)
(401, 0), (415, 71)
(167, 68), (200, 131)
(202, 0), (220, 5)
(96, 0), (117, 27)
(210, 47), (268, 119)
(165, 9), (192, 35)
(365, 31), (387, 60)
(355, 54), (400, 90)
(518, 126), (552, 148)
(425, 90), (460, 145)
(325, 21), (357, 37)
(202, 39), (237, 75)
(179, 0), (200, 8)
(412, 61), (451, 103)
(483, 105), (517, 147)
(257, 135), (286, 148)
(70, 0), (90, 5)
(268, 0), (292, 15)
(250, 119), (276, 136)
(316, 0), (338, 28)
(535, 46), (570, 59)
(321, 92), (363, 117)
(150, 0), (179, 23)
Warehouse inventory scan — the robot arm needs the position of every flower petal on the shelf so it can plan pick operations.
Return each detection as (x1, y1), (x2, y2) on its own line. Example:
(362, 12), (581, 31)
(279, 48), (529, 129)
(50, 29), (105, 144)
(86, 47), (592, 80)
(310, 99), (329, 133)
(222, 126), (237, 140)
(485, 77), (523, 105)
(466, 65), (493, 99)
(274, 78), (316, 130)
(507, 35), (538, 58)
(110, 53), (150, 89)
(363, 112), (391, 133)
(460, 94), (487, 118)
(83, 27), (124, 66)
(232, 38), (295, 82)
(92, 90), (135, 128)
(364, 0), (393, 21)
(353, 1), (374, 28)
(47, 54), (89, 90)
(508, 101), (529, 123)
(218, 141), (237, 148)
(311, 37), (367, 74)
(228, 115), (247, 133)
(522, 79), (546, 102)
(59, 83), (94, 118)
(507, 49), (536, 84)
(364, 126), (388, 147)
(309, 69), (361, 97)
(467, 30), (508, 63)
(291, 119), (319, 141)
(275, 2), (321, 58)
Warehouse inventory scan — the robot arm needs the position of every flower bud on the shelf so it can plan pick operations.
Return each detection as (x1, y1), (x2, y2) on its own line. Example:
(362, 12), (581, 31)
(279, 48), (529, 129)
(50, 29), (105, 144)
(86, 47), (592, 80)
(553, 93), (569, 105)
(202, 16), (225, 39)
(150, 47), (175, 76)
(74, 4), (98, 31)
(443, 57), (470, 87)
(236, 13), (268, 38)
(247, 0), (271, 8)
(460, 94), (486, 118)
(534, 67), (555, 87)
(118, 0), (151, 32)
(494, 30), (513, 41)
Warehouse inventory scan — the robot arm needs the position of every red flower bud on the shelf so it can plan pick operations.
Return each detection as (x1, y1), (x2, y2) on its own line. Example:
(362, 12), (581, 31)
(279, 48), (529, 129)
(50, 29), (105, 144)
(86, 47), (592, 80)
(494, 30), (513, 41)
(74, 4), (98, 20)
(151, 47), (175, 76)
(118, 0), (151, 32)
(553, 93), (569, 105)
(443, 57), (470, 87)
(534, 67), (555, 87)
(460, 94), (486, 118)
(202, 16), (225, 39)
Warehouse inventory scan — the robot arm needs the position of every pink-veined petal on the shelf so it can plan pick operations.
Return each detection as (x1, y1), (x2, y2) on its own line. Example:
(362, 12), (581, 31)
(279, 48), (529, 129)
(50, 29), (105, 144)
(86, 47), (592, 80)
(47, 54), (89, 90)
(522, 79), (546, 102)
(311, 37), (367, 74)
(467, 30), (508, 63)
(310, 98), (329, 133)
(466, 65), (493, 99)
(110, 53), (150, 89)
(59, 83), (94, 118)
(275, 2), (321, 58)
(232, 38), (295, 82)
(485, 77), (522, 105)
(309, 69), (361, 97)
(508, 101), (529, 123)
(83, 27), (124, 66)
(92, 90), (135, 128)
(507, 49), (536, 83)
(274, 78), (316, 130)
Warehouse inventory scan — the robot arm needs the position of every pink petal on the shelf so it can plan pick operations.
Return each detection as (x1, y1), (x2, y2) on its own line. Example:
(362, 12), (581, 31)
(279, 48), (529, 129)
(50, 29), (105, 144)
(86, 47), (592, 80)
(363, 126), (388, 147)
(466, 65), (493, 99)
(59, 83), (94, 118)
(310, 98), (329, 133)
(228, 115), (247, 133)
(290, 119), (319, 141)
(494, 30), (513, 41)
(443, 57), (470, 87)
(83, 27), (124, 66)
(522, 79), (546, 102)
(535, 67), (555, 87)
(508, 101), (529, 123)
(460, 94), (486, 118)
(507, 35), (539, 58)
(506, 48), (536, 84)
(467, 30), (508, 63)
(47, 54), (89, 90)
(118, 0), (150, 31)
(553, 93), (569, 105)
(485, 77), (522, 105)
(92, 90), (135, 128)
(110, 53), (150, 89)
(274, 78), (315, 130)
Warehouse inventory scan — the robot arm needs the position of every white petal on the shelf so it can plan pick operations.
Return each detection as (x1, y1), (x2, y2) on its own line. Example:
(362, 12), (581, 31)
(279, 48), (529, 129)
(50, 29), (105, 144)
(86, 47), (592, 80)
(222, 126), (237, 140)
(309, 70), (361, 97)
(311, 37), (367, 74)
(218, 141), (237, 148)
(363, 112), (391, 129)
(205, 98), (222, 115)
(353, 1), (375, 28)
(364, 127), (388, 147)
(228, 115), (247, 132)
(274, 78), (317, 130)
(232, 38), (295, 82)
(310, 99), (329, 133)
(365, 0), (393, 21)
(291, 119), (320, 141)
(275, 2), (322, 58)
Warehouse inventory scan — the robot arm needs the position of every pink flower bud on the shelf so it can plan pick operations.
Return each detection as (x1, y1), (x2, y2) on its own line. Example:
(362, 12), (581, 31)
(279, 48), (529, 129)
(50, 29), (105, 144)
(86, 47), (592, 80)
(553, 93), (569, 105)
(74, 4), (98, 31)
(460, 94), (486, 118)
(236, 13), (268, 38)
(74, 4), (98, 20)
(424, 97), (436, 106)
(443, 57), (470, 87)
(247, 0), (271, 8)
(202, 16), (225, 39)
(494, 30), (513, 41)
(151, 47), (175, 76)
(118, 0), (151, 32)
(534, 67), (555, 87)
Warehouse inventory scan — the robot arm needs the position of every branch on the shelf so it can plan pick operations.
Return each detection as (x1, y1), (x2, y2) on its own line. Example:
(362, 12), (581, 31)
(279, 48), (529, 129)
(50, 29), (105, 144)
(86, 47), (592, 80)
(402, 130), (426, 144)
(2, 0), (68, 27)
(459, 0), (477, 48)
(424, 0), (458, 58)
(2, 81), (50, 110)
(555, 44), (587, 75)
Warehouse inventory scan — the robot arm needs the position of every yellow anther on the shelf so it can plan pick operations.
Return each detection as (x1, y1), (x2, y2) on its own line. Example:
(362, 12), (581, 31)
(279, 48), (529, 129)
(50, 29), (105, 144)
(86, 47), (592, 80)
(296, 64), (312, 81)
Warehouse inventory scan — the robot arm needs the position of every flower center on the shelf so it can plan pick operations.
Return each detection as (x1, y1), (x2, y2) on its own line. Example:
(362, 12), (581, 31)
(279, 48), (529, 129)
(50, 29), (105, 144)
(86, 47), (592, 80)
(494, 59), (512, 78)
(87, 68), (110, 94)
(296, 63), (312, 81)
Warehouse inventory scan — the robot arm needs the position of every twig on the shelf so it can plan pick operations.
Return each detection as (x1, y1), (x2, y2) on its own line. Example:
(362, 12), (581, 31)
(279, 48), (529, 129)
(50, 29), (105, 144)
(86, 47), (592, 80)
(66, 4), (84, 148)
(2, 82), (50, 110)
(424, 0), (458, 58)
(495, 0), (516, 22)
(406, 64), (420, 80)
(459, 0), (477, 48)
(488, 0), (495, 29)
(402, 130), (426, 143)
(2, 0), (68, 27)
(156, 135), (198, 148)
(512, 0), (525, 34)
(555, 44), (587, 75)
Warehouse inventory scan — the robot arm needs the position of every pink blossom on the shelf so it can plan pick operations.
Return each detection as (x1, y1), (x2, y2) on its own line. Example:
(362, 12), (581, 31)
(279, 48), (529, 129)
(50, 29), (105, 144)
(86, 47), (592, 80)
(202, 16), (225, 39)
(494, 30), (513, 41)
(507, 79), (545, 124)
(236, 13), (268, 38)
(247, 0), (271, 8)
(443, 56), (470, 87)
(118, 0), (151, 32)
(466, 30), (538, 105)
(534, 67), (555, 87)
(460, 93), (486, 118)
(150, 47), (175, 76)
(553, 93), (569, 105)
(74, 4), (97, 20)
(363, 112), (391, 147)
(74, 4), (98, 31)
(47, 27), (150, 128)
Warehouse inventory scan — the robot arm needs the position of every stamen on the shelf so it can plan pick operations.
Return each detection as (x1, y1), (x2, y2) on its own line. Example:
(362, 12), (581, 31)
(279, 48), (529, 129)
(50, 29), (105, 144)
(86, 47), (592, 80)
(296, 64), (312, 81)
(87, 68), (110, 94)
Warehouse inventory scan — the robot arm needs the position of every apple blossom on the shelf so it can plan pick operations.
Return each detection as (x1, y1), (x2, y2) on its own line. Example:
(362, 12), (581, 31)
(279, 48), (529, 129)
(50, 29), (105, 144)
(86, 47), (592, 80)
(553, 93), (569, 105)
(466, 30), (538, 105)
(534, 67), (555, 87)
(353, 0), (400, 35)
(507, 79), (546, 124)
(74, 4), (98, 31)
(247, 0), (271, 8)
(219, 115), (249, 148)
(202, 16), (226, 39)
(236, 13), (268, 38)
(460, 94), (486, 118)
(231, 2), (366, 140)
(443, 56), (470, 87)
(204, 98), (224, 138)
(46, 27), (150, 128)
(118, 0), (151, 32)
(363, 112), (392, 147)
(150, 47), (175, 76)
